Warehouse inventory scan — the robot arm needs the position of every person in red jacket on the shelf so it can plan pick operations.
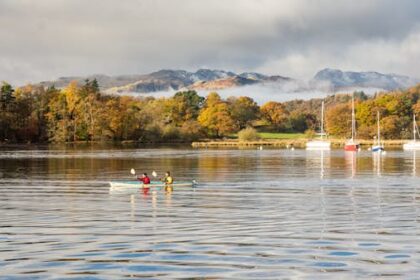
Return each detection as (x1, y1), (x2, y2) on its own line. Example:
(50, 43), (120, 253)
(137, 173), (151, 185)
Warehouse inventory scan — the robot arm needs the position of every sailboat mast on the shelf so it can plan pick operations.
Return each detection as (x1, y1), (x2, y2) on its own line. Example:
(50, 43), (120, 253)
(351, 94), (355, 140)
(321, 101), (324, 140)
(377, 111), (380, 145)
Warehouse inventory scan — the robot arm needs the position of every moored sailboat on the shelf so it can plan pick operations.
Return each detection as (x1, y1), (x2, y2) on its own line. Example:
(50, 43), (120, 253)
(371, 111), (384, 152)
(344, 94), (360, 151)
(306, 101), (331, 150)
(403, 114), (420, 150)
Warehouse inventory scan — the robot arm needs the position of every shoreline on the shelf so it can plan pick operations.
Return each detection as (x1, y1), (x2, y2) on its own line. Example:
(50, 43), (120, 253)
(192, 139), (410, 148)
(0, 139), (412, 149)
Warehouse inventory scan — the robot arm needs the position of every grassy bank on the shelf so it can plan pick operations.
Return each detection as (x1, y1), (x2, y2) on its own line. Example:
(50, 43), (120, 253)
(257, 132), (306, 139)
(229, 132), (305, 140)
(192, 136), (410, 148)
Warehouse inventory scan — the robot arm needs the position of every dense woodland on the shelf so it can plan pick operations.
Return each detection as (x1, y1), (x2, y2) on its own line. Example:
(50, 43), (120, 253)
(1, 79), (420, 143)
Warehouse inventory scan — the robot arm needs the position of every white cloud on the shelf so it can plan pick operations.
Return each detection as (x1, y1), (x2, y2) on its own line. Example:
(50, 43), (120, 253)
(0, 0), (419, 84)
(257, 27), (420, 79)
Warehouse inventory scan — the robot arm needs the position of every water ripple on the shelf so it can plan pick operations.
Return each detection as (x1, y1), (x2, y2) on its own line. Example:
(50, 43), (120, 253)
(0, 147), (419, 278)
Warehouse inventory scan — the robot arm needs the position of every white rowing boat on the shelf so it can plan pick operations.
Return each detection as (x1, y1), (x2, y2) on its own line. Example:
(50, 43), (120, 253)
(109, 180), (197, 192)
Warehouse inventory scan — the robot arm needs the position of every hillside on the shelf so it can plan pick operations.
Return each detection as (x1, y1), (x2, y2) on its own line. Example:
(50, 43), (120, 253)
(36, 68), (419, 95)
(313, 68), (418, 91)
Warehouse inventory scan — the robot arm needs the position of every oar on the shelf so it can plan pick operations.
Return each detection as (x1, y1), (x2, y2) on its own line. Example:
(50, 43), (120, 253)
(132, 168), (157, 179)
(130, 168), (137, 181)
(132, 169), (157, 176)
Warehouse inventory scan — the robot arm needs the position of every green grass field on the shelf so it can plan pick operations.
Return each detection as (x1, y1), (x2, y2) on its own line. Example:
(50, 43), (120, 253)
(257, 132), (306, 139)
(230, 131), (307, 140)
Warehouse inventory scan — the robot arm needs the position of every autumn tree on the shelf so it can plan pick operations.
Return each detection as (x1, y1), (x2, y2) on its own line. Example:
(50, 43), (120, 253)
(260, 101), (289, 131)
(12, 85), (52, 142)
(412, 101), (420, 116)
(0, 82), (16, 141)
(171, 90), (204, 124)
(355, 99), (378, 139)
(325, 102), (352, 138)
(198, 92), (237, 137)
(289, 112), (315, 132)
(45, 87), (68, 142)
(179, 120), (204, 141)
(2, 78), (420, 143)
(0, 82), (14, 110)
(227, 96), (259, 129)
(374, 93), (412, 139)
(78, 79), (103, 140)
(102, 96), (145, 141)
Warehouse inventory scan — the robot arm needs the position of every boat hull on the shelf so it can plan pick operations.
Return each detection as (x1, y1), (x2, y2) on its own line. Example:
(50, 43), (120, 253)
(403, 141), (420, 150)
(344, 142), (360, 151)
(109, 181), (197, 192)
(371, 145), (384, 152)
(306, 140), (331, 150)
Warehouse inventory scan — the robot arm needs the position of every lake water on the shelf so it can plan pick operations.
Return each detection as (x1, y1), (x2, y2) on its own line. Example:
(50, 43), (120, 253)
(0, 145), (419, 279)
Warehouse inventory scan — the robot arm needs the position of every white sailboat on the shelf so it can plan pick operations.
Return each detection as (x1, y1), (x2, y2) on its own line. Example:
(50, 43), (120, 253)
(371, 111), (384, 152)
(403, 114), (420, 150)
(306, 101), (331, 150)
(344, 93), (360, 151)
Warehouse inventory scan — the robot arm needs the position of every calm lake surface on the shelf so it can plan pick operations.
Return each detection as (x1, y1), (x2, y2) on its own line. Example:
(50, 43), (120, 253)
(0, 145), (419, 279)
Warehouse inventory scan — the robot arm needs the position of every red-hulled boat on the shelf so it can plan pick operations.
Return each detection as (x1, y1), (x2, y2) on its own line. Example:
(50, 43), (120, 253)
(344, 139), (360, 151)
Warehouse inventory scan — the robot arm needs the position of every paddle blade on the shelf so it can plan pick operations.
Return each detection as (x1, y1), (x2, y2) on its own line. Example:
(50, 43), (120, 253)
(130, 168), (136, 175)
(152, 171), (157, 177)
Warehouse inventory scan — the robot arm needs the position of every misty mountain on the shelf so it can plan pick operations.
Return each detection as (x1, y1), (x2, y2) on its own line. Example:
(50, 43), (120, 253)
(37, 68), (418, 96)
(313, 68), (419, 91)
(38, 69), (292, 94)
(38, 69), (229, 91)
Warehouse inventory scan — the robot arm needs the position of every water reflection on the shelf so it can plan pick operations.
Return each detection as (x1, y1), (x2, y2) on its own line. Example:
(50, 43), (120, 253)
(305, 149), (330, 179)
(2, 147), (420, 180)
(344, 151), (357, 178)
(0, 146), (419, 278)
(372, 152), (383, 176)
(412, 150), (416, 177)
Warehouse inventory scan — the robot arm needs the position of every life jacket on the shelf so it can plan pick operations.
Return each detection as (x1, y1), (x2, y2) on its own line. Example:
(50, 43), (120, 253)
(165, 176), (173, 184)
(138, 176), (151, 184)
(143, 176), (151, 184)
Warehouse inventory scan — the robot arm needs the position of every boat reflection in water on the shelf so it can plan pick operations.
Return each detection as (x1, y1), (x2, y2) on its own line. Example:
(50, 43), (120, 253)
(412, 151), (419, 227)
(345, 151), (357, 178)
(1, 146), (420, 278)
(372, 150), (384, 176)
(306, 149), (330, 179)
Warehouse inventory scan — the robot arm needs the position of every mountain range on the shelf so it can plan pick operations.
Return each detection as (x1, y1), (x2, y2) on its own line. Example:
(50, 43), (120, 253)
(312, 68), (418, 91)
(38, 68), (419, 95)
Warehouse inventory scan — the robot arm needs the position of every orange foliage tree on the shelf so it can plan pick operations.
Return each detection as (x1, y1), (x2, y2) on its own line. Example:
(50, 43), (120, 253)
(227, 96), (259, 129)
(260, 101), (289, 130)
(198, 92), (237, 137)
(325, 102), (352, 138)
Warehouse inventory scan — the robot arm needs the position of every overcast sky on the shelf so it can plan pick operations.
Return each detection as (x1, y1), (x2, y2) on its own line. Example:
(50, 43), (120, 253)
(1, 0), (420, 85)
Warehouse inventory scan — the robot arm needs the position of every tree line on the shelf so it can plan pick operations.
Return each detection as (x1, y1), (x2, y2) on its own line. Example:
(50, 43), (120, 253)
(1, 79), (420, 143)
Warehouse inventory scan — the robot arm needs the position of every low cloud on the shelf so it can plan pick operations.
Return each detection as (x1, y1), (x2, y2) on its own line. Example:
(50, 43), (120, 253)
(120, 80), (383, 105)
